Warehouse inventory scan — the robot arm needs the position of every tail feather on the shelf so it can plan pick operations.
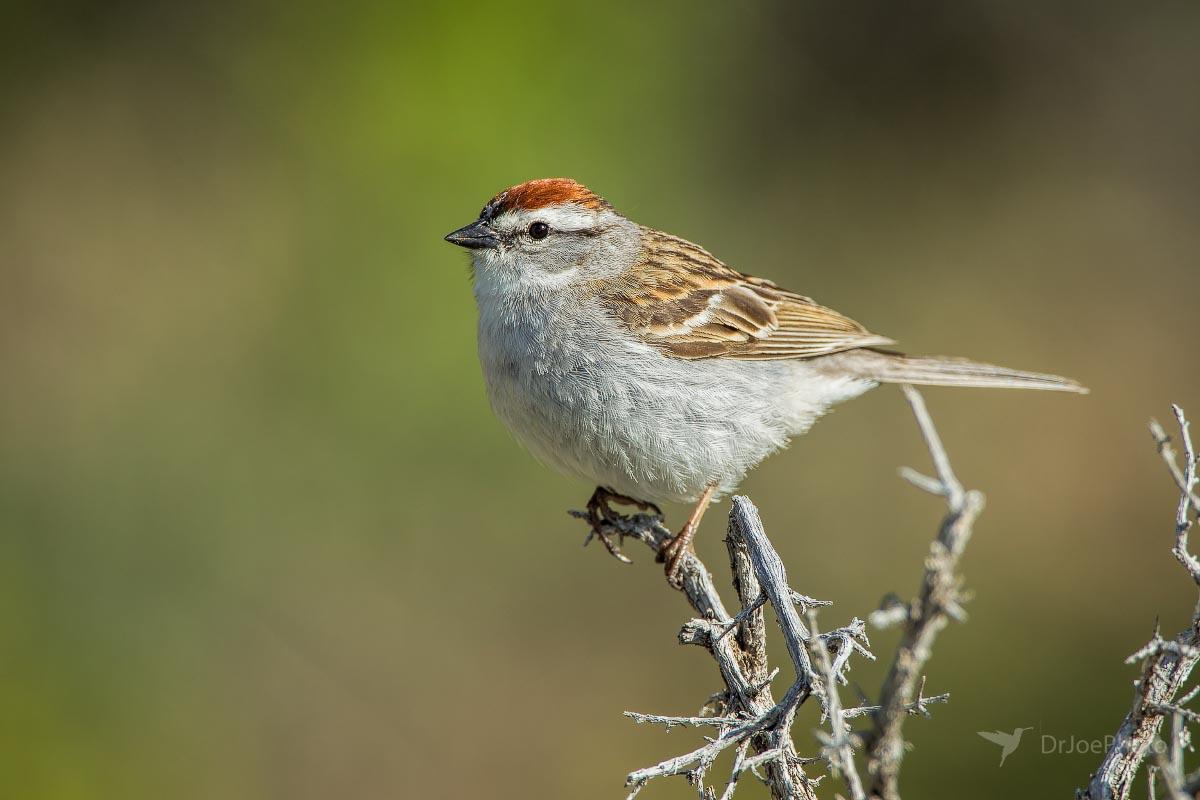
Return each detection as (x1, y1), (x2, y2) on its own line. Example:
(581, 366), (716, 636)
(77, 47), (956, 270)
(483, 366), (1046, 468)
(835, 350), (1088, 394)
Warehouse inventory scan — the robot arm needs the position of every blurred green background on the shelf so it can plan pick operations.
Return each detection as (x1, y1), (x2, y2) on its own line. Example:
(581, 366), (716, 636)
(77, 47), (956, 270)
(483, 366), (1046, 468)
(2, 2), (1199, 798)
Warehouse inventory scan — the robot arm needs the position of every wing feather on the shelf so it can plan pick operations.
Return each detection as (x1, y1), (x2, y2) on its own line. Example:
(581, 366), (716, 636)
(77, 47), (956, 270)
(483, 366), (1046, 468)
(600, 228), (893, 361)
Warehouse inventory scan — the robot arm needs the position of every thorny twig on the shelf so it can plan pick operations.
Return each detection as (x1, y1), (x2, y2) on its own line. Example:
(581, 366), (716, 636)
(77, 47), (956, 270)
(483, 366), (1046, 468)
(1082, 405), (1200, 800)
(808, 610), (867, 800)
(573, 497), (819, 799)
(863, 386), (985, 800)
(842, 677), (949, 721)
(577, 387), (967, 799)
(622, 499), (830, 800)
(1150, 411), (1200, 519)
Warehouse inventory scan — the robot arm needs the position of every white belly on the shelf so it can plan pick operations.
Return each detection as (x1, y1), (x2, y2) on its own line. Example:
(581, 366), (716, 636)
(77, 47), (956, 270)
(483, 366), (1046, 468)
(476, 293), (874, 505)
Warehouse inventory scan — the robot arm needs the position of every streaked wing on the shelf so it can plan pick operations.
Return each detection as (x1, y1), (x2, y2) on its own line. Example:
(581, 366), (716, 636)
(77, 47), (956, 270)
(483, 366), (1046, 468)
(600, 228), (894, 361)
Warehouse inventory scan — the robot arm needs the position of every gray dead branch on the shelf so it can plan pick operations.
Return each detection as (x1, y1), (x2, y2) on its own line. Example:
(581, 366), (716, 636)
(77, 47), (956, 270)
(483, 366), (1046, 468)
(578, 387), (976, 799)
(1081, 405), (1200, 800)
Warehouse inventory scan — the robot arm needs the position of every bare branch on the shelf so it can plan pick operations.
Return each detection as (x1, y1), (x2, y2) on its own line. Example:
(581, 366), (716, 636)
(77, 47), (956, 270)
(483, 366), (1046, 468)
(729, 496), (821, 698)
(1150, 414), (1200, 517)
(624, 703), (796, 799)
(591, 505), (819, 800)
(717, 739), (755, 800)
(724, 522), (770, 686)
(1169, 406), (1200, 586)
(817, 618), (875, 687)
(868, 594), (910, 631)
(898, 384), (965, 511)
(1082, 405), (1200, 800)
(844, 677), (949, 721)
(590, 384), (974, 799)
(864, 386), (984, 800)
(808, 610), (867, 800)
(618, 498), (872, 800)
(624, 711), (744, 730)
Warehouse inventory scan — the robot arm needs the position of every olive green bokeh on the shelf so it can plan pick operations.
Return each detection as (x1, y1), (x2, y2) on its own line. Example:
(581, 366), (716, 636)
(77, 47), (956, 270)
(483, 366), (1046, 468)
(2, 2), (1199, 798)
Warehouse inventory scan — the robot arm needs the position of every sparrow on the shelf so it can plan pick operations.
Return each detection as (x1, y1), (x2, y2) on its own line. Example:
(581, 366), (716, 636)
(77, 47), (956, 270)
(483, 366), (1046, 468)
(445, 178), (1085, 586)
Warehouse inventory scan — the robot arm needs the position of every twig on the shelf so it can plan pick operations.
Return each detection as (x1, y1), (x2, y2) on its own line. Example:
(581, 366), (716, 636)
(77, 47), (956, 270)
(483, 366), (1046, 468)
(818, 618), (875, 687)
(587, 384), (967, 799)
(730, 496), (821, 699)
(864, 386), (984, 800)
(1169, 406), (1200, 586)
(597, 505), (819, 800)
(624, 702), (798, 799)
(808, 610), (867, 800)
(1081, 405), (1200, 800)
(567, 508), (733, 624)
(724, 520), (769, 683)
(725, 506), (816, 798)
(718, 739), (755, 800)
(843, 678), (949, 721)
(620, 498), (879, 800)
(624, 712), (744, 730)
(897, 384), (965, 512)
(1150, 413), (1200, 517)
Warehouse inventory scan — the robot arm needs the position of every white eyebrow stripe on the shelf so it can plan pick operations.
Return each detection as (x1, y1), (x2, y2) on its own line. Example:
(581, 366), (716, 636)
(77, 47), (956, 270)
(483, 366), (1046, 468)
(499, 204), (602, 233)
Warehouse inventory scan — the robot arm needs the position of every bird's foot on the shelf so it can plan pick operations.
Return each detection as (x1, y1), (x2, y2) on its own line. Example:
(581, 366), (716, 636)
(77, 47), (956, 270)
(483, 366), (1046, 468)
(657, 522), (698, 589)
(656, 482), (717, 590)
(582, 486), (662, 565)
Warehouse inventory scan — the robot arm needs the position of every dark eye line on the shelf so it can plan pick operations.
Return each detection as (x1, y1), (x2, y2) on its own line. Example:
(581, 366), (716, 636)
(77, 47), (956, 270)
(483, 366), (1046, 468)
(501, 223), (608, 244)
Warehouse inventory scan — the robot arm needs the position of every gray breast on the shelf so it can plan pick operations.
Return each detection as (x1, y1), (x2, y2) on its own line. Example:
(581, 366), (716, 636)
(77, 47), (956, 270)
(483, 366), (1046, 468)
(477, 295), (801, 504)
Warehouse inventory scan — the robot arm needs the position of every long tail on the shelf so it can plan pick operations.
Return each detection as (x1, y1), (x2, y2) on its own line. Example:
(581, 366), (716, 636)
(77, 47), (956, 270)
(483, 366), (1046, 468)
(833, 349), (1088, 394)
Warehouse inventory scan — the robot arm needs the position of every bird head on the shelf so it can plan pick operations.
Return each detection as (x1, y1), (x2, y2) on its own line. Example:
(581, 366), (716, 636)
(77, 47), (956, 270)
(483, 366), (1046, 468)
(444, 178), (638, 292)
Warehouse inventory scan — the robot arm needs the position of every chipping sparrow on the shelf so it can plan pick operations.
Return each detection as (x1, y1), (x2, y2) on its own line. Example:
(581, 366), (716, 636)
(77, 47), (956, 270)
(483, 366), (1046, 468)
(445, 178), (1085, 585)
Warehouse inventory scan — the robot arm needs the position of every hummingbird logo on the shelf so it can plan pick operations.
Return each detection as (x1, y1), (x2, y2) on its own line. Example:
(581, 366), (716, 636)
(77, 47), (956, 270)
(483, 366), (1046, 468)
(977, 727), (1033, 767)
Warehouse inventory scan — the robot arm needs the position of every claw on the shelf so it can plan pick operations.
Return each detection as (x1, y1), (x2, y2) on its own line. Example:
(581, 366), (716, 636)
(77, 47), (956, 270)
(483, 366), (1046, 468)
(584, 525), (634, 564)
(582, 486), (660, 565)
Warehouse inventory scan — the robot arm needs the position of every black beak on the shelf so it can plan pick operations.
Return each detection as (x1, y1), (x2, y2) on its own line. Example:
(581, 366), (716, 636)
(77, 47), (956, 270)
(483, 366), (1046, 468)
(444, 219), (500, 249)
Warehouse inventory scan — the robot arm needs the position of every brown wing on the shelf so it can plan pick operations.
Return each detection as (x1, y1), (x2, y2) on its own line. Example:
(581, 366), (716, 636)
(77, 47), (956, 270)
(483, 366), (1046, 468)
(600, 228), (894, 361)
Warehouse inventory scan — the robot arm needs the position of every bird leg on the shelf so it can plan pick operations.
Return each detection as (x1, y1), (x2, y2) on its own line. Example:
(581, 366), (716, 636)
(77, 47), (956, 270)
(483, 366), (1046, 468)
(658, 482), (717, 588)
(584, 486), (662, 564)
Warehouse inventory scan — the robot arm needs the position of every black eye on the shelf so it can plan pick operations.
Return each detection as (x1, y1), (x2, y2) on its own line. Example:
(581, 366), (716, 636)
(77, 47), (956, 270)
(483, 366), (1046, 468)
(528, 221), (550, 240)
